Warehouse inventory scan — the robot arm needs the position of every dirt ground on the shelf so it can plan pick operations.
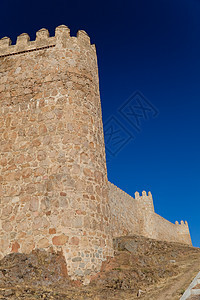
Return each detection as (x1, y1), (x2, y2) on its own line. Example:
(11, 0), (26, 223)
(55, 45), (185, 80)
(0, 235), (200, 299)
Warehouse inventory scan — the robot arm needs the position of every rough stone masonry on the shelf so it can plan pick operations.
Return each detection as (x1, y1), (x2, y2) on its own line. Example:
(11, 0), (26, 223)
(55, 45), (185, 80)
(0, 25), (192, 283)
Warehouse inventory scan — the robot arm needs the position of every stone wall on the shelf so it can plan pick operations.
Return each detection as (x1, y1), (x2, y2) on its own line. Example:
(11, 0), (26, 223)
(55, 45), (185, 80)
(150, 214), (192, 244)
(108, 182), (154, 237)
(0, 26), (113, 283)
(108, 182), (192, 245)
(0, 25), (192, 284)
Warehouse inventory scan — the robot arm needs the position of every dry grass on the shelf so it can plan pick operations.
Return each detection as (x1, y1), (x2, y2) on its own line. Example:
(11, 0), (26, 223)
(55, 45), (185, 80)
(0, 235), (200, 299)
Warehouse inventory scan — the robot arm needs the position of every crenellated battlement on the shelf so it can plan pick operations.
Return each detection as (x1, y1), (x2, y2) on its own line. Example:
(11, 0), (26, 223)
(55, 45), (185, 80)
(134, 190), (152, 201)
(175, 220), (188, 226)
(108, 181), (191, 245)
(0, 25), (94, 58)
(108, 183), (153, 203)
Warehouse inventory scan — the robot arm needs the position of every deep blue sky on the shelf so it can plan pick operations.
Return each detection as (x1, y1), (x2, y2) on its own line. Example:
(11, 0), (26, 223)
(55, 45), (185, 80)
(1, 0), (199, 246)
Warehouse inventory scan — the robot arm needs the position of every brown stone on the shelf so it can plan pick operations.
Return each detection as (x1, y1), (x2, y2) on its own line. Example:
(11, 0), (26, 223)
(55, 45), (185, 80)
(83, 168), (93, 177)
(2, 205), (13, 216)
(32, 139), (41, 147)
(37, 238), (49, 248)
(21, 241), (35, 253)
(37, 150), (46, 161)
(22, 168), (32, 179)
(34, 167), (45, 177)
(29, 198), (39, 212)
(52, 234), (69, 246)
(2, 221), (13, 232)
(11, 241), (20, 253)
(26, 184), (36, 194)
(39, 124), (47, 135)
(49, 228), (56, 234)
(76, 210), (86, 215)
(60, 192), (66, 196)
(0, 239), (9, 252)
(0, 158), (7, 166)
(70, 237), (79, 245)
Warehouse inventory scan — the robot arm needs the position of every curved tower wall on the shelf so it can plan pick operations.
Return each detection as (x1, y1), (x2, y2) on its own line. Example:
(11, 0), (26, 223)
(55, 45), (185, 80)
(0, 26), (113, 282)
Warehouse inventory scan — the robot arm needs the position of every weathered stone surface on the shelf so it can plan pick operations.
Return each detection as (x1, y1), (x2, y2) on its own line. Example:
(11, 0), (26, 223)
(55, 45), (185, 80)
(0, 26), (113, 282)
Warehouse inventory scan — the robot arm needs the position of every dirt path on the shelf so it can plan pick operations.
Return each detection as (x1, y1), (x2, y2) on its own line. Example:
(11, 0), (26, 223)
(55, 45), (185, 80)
(141, 258), (200, 300)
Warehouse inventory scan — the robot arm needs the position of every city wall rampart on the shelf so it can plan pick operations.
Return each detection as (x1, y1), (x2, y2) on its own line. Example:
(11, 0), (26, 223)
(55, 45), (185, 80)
(108, 182), (191, 245)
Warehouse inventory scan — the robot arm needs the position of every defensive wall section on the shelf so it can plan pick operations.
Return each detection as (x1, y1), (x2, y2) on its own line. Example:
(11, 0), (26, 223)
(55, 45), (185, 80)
(108, 182), (192, 245)
(0, 25), (192, 283)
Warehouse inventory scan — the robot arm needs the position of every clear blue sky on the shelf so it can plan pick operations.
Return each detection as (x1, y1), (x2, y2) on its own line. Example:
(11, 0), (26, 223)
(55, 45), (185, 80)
(1, 0), (199, 246)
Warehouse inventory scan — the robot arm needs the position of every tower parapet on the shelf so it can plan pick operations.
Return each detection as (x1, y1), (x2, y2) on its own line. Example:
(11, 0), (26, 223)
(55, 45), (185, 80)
(134, 190), (155, 212)
(0, 25), (94, 58)
(175, 220), (189, 226)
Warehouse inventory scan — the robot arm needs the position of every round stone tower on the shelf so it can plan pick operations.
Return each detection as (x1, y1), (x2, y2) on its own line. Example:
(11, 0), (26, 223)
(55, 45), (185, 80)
(0, 25), (113, 282)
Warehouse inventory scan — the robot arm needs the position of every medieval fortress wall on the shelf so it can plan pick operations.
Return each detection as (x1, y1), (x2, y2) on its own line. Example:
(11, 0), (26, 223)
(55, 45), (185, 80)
(108, 182), (191, 245)
(0, 25), (192, 282)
